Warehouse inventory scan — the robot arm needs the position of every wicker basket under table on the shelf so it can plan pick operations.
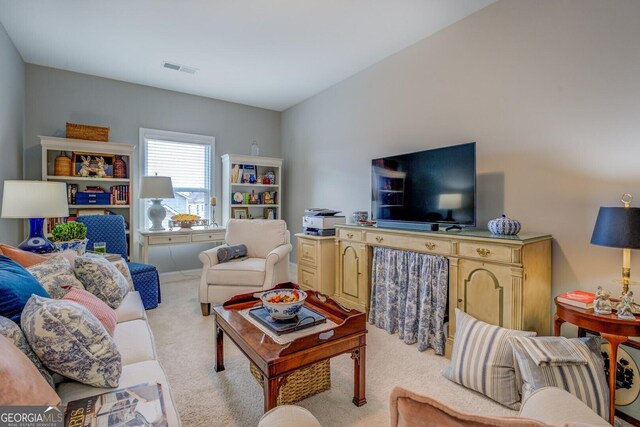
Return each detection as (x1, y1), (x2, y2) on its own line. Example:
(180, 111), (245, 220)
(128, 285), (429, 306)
(250, 359), (331, 405)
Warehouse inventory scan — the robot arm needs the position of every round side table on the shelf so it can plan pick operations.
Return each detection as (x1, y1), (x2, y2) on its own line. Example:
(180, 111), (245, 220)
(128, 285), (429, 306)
(554, 297), (640, 425)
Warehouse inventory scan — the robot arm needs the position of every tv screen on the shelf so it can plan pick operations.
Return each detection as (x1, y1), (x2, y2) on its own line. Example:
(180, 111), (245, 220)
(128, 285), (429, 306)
(371, 142), (476, 228)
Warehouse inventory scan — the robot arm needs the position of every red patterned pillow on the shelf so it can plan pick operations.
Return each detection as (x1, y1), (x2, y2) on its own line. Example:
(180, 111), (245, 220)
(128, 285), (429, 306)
(62, 287), (116, 335)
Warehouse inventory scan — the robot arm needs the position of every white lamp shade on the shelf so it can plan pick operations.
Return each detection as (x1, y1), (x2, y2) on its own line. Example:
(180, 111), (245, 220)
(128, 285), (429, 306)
(140, 176), (174, 199)
(1, 180), (69, 218)
(438, 193), (463, 210)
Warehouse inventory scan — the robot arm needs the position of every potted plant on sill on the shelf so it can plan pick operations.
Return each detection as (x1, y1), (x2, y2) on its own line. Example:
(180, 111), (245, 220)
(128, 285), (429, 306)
(51, 221), (89, 255)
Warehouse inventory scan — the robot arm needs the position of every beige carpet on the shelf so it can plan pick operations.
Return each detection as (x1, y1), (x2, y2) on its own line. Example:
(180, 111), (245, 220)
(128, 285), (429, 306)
(146, 277), (517, 426)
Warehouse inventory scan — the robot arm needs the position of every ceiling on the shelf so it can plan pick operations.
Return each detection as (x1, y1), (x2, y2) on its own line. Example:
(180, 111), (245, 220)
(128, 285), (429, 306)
(0, 1), (494, 111)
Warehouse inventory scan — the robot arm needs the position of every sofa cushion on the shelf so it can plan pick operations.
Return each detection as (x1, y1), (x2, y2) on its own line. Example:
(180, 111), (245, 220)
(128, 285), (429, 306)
(75, 255), (129, 308)
(389, 386), (549, 427)
(62, 287), (117, 336)
(207, 257), (266, 286)
(57, 360), (181, 427)
(442, 309), (536, 410)
(225, 219), (287, 258)
(0, 243), (47, 267)
(27, 255), (85, 299)
(21, 295), (122, 387)
(0, 334), (61, 406)
(519, 387), (612, 426)
(0, 255), (50, 324)
(115, 291), (146, 323)
(113, 319), (157, 365)
(0, 315), (54, 387)
(512, 336), (609, 420)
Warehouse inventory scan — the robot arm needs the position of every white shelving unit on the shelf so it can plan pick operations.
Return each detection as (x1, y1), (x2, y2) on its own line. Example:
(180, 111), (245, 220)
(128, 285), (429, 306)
(221, 154), (282, 225)
(40, 136), (136, 256)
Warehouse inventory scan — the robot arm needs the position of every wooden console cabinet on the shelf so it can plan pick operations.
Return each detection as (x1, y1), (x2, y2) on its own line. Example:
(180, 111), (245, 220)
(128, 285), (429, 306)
(333, 225), (552, 358)
(295, 234), (336, 296)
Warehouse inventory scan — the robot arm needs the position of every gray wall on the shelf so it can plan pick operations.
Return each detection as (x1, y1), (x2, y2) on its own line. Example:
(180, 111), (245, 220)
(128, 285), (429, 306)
(282, 0), (640, 302)
(26, 65), (281, 272)
(0, 23), (25, 245)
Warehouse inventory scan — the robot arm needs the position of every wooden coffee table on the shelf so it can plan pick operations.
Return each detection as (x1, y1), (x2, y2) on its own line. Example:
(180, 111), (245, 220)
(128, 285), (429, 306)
(213, 283), (368, 412)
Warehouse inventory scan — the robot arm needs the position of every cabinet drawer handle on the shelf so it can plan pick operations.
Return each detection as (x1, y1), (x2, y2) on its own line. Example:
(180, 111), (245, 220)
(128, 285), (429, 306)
(458, 298), (463, 303)
(425, 242), (436, 250)
(168, 238), (172, 241)
(303, 279), (309, 285)
(347, 233), (354, 239)
(208, 235), (212, 238)
(375, 236), (384, 243)
(476, 247), (491, 257)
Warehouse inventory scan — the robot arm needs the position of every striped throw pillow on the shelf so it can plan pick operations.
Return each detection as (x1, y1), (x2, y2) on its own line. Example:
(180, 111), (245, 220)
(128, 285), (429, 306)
(442, 309), (536, 409)
(512, 336), (609, 420)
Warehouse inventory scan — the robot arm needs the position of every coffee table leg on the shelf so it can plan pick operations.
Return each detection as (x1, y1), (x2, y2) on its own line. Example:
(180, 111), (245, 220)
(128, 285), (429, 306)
(352, 346), (367, 406)
(215, 325), (225, 372)
(263, 375), (279, 412)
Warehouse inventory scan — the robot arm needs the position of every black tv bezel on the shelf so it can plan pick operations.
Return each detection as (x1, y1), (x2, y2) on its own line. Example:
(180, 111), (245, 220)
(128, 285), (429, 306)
(371, 142), (477, 231)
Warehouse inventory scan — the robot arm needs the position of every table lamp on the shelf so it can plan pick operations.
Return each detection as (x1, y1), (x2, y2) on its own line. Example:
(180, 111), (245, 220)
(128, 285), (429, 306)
(1, 180), (69, 253)
(591, 194), (640, 296)
(140, 175), (174, 231)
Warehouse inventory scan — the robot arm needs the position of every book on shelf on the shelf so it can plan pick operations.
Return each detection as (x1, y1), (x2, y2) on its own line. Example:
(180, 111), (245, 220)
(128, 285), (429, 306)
(557, 290), (595, 309)
(66, 183), (78, 204)
(84, 186), (106, 193)
(64, 383), (168, 427)
(110, 185), (129, 205)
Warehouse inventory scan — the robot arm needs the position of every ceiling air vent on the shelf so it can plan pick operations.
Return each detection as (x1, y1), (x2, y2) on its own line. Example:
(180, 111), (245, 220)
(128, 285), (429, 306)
(162, 61), (198, 74)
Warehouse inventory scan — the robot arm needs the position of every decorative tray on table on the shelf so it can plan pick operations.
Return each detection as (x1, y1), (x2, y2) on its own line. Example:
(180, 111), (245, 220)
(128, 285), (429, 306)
(248, 306), (327, 335)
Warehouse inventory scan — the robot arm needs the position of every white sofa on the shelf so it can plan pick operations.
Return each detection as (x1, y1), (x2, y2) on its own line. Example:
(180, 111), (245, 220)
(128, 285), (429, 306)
(258, 386), (610, 427)
(55, 291), (181, 426)
(198, 219), (292, 315)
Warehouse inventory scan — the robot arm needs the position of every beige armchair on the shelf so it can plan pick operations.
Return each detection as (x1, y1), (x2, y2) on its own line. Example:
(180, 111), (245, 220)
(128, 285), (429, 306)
(198, 219), (292, 316)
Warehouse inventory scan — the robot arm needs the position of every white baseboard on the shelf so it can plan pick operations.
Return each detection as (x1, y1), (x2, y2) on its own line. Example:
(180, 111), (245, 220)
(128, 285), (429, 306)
(159, 269), (201, 283)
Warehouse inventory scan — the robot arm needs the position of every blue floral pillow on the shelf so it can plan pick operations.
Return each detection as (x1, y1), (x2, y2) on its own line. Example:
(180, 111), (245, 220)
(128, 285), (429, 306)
(27, 255), (84, 299)
(0, 255), (49, 325)
(0, 315), (54, 387)
(74, 256), (129, 308)
(21, 295), (122, 387)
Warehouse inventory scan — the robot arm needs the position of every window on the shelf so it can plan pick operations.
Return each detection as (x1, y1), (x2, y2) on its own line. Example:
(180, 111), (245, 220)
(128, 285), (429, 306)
(140, 129), (215, 229)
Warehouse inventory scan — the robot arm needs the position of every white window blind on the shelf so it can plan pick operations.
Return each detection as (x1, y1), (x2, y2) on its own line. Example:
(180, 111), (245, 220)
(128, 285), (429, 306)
(141, 129), (214, 229)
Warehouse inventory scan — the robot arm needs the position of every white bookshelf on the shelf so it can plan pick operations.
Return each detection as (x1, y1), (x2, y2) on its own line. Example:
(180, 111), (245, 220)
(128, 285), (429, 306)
(221, 154), (282, 225)
(40, 136), (136, 256)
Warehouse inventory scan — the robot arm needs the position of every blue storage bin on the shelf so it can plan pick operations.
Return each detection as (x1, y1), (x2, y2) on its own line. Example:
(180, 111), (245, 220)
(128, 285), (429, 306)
(75, 192), (111, 205)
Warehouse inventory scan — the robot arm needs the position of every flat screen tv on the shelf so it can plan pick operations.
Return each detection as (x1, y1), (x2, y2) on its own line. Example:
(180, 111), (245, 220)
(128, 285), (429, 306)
(371, 142), (476, 230)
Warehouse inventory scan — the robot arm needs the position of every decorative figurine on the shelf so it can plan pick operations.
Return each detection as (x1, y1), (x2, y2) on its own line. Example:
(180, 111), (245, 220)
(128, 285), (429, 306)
(618, 290), (636, 320)
(231, 164), (240, 183)
(593, 286), (612, 315)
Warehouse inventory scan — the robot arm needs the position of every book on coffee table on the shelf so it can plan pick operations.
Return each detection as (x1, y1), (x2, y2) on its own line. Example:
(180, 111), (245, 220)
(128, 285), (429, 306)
(249, 306), (326, 335)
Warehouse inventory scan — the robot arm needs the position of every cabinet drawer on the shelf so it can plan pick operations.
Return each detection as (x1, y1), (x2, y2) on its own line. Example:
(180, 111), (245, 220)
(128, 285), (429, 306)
(459, 242), (514, 263)
(148, 235), (190, 245)
(365, 232), (451, 256)
(298, 266), (317, 291)
(298, 240), (317, 266)
(191, 232), (223, 243)
(338, 229), (363, 241)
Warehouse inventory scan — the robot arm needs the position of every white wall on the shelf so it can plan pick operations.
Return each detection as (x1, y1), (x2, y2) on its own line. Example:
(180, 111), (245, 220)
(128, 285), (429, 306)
(282, 0), (640, 302)
(0, 22), (25, 245)
(25, 65), (281, 272)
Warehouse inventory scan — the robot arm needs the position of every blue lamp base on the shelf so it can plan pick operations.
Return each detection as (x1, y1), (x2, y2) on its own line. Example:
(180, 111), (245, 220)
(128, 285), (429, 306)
(18, 218), (56, 254)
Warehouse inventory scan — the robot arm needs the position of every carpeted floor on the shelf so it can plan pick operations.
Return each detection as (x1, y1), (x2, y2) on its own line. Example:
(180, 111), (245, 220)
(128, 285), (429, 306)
(146, 277), (516, 426)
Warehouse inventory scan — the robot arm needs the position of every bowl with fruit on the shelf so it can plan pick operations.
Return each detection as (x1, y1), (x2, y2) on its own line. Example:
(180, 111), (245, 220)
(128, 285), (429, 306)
(169, 214), (209, 229)
(260, 289), (307, 320)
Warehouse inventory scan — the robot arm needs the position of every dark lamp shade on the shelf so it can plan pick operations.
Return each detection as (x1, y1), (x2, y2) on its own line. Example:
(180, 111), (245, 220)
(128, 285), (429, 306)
(591, 207), (640, 249)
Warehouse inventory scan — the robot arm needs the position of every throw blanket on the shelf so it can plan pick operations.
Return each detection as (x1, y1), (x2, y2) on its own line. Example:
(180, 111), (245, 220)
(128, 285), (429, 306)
(368, 247), (448, 355)
(514, 336), (588, 366)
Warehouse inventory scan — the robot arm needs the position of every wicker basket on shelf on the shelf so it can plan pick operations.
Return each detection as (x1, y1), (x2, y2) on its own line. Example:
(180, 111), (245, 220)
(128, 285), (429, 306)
(66, 122), (110, 142)
(249, 360), (331, 405)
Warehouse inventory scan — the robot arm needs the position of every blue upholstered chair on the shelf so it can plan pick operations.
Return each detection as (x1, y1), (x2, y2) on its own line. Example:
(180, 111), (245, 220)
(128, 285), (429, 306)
(76, 215), (161, 309)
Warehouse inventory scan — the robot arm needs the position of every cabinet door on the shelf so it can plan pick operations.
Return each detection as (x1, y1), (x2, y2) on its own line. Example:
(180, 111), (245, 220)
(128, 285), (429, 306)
(457, 259), (520, 330)
(336, 241), (369, 311)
